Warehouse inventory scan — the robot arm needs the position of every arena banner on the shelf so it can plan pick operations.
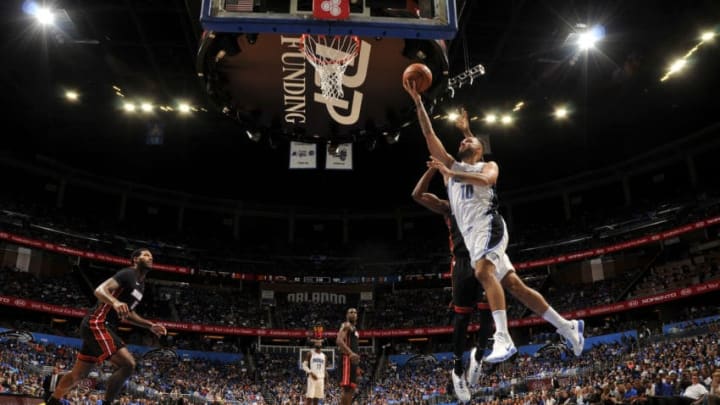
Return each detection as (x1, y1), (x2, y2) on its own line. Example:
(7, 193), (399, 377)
(0, 231), (192, 274)
(2, 215), (719, 280)
(2, 279), (720, 336)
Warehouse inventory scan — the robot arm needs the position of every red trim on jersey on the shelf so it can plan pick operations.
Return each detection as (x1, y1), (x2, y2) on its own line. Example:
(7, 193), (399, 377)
(87, 289), (122, 362)
(341, 355), (351, 386)
(453, 305), (474, 314)
(477, 302), (490, 310)
(77, 353), (98, 363)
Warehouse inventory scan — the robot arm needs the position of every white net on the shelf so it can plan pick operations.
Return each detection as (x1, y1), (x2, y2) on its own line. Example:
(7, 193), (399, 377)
(301, 34), (360, 100)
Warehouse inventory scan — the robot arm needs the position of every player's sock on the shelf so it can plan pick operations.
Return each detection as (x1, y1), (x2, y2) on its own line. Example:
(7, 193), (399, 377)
(491, 310), (509, 334)
(542, 307), (572, 329)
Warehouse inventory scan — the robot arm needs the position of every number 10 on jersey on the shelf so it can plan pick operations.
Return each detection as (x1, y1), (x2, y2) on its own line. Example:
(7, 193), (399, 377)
(461, 184), (473, 199)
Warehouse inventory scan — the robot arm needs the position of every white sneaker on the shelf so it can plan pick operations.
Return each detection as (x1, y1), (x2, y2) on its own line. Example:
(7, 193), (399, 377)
(452, 370), (471, 403)
(558, 319), (585, 357)
(467, 347), (483, 386)
(483, 332), (516, 363)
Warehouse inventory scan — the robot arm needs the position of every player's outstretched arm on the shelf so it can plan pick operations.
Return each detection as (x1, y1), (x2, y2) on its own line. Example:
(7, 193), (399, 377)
(428, 158), (499, 187)
(403, 79), (454, 168)
(411, 167), (450, 215)
(454, 108), (474, 138)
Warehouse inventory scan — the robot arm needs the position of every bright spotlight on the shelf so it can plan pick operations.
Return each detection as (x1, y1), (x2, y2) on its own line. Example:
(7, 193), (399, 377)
(669, 58), (687, 73)
(701, 31), (715, 41)
(140, 102), (153, 113)
(34, 7), (55, 26)
(123, 103), (136, 112)
(577, 25), (605, 50)
(500, 115), (513, 125)
(178, 103), (191, 113)
(554, 106), (569, 119)
(64, 91), (79, 102)
(485, 114), (497, 124)
(447, 112), (459, 122)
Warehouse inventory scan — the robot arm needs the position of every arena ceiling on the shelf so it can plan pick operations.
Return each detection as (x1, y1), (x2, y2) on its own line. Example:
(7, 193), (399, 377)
(1, 0), (719, 208)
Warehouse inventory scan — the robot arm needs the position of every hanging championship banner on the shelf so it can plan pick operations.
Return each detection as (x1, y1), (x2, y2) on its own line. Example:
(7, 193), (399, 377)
(289, 142), (317, 169)
(325, 143), (352, 170)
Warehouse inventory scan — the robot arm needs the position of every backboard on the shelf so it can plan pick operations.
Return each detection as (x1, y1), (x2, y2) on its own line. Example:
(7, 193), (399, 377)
(197, 31), (449, 144)
(200, 0), (458, 39)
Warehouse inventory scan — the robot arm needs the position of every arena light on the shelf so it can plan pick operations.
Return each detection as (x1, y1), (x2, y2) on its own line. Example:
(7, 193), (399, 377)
(35, 7), (55, 25)
(500, 114), (513, 125)
(24, 1), (56, 26)
(140, 102), (153, 113)
(576, 25), (605, 51)
(178, 103), (191, 114)
(512, 101), (525, 112)
(123, 102), (136, 112)
(485, 114), (497, 124)
(554, 106), (569, 120)
(669, 58), (687, 73)
(661, 30), (716, 82)
(64, 90), (79, 102)
(447, 111), (459, 122)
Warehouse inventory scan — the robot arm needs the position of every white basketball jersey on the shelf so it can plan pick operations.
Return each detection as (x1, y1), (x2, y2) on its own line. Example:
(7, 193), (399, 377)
(447, 161), (498, 235)
(309, 351), (326, 379)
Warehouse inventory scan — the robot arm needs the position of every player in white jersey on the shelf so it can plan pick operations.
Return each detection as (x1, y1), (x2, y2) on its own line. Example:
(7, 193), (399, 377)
(303, 340), (328, 405)
(404, 81), (585, 385)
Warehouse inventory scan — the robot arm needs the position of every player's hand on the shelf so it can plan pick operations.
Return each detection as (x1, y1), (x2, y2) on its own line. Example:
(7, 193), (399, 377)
(402, 79), (422, 103)
(427, 156), (451, 176)
(150, 323), (167, 336)
(310, 372), (318, 380)
(454, 108), (471, 134)
(350, 353), (360, 363)
(113, 301), (129, 318)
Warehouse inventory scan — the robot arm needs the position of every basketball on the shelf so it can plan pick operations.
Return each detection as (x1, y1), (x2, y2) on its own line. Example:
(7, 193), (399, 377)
(402, 63), (433, 93)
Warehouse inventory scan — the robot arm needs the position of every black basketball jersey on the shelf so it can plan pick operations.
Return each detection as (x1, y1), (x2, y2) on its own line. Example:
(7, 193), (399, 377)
(343, 323), (359, 355)
(87, 267), (145, 327)
(444, 214), (469, 257)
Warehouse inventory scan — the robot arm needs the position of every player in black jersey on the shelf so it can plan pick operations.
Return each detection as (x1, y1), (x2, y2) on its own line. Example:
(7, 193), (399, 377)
(47, 248), (166, 405)
(413, 167), (493, 402)
(336, 308), (360, 405)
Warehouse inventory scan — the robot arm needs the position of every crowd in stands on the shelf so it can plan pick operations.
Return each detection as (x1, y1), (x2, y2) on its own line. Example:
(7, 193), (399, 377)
(541, 268), (644, 314)
(2, 247), (720, 339)
(630, 257), (720, 299)
(0, 267), (92, 308)
(2, 187), (720, 280)
(367, 288), (451, 330)
(2, 311), (720, 404)
(273, 301), (347, 330)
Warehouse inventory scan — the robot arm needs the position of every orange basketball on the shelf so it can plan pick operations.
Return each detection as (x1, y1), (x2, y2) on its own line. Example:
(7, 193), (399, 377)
(403, 63), (433, 93)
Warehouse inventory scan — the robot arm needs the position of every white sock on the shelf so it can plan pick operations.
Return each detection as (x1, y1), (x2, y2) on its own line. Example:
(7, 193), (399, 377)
(492, 310), (509, 334)
(542, 307), (572, 329)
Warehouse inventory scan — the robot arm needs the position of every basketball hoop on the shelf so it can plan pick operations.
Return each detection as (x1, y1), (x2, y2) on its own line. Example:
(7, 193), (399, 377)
(300, 34), (361, 100)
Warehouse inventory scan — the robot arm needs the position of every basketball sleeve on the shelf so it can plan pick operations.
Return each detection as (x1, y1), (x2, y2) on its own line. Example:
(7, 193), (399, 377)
(112, 268), (134, 290)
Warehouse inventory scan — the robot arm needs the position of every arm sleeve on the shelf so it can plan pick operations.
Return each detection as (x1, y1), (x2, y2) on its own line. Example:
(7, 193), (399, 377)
(302, 360), (311, 374)
(112, 268), (133, 290)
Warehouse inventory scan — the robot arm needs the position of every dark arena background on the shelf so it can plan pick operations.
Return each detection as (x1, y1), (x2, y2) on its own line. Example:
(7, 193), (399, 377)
(1, 0), (720, 404)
